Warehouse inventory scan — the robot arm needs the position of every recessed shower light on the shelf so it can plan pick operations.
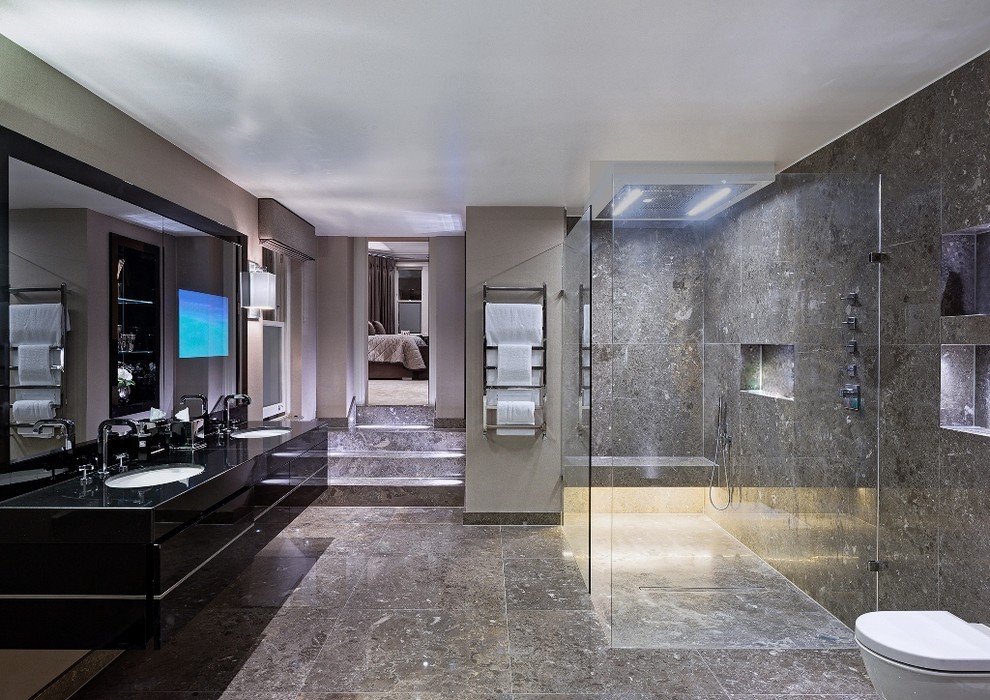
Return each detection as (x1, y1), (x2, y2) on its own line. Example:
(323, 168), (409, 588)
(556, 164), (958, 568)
(687, 187), (733, 217)
(612, 187), (644, 216)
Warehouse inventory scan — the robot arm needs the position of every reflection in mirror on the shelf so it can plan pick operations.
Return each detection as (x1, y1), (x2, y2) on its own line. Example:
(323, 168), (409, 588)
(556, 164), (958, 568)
(5, 157), (241, 487)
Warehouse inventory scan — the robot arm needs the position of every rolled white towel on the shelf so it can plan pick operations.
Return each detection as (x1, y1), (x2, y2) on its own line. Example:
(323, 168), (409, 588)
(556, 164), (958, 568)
(12, 399), (55, 424)
(496, 399), (536, 426)
(17, 345), (54, 386)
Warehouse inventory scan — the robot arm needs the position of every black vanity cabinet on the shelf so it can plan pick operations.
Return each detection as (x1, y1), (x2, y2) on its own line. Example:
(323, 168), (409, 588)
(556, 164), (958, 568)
(110, 234), (161, 417)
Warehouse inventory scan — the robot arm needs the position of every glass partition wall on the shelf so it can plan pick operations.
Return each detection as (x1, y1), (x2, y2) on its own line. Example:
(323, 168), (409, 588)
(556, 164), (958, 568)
(577, 165), (883, 647)
(561, 207), (592, 589)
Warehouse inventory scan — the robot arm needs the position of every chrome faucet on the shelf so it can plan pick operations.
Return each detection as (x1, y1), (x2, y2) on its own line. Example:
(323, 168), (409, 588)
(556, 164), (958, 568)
(179, 393), (209, 419)
(32, 418), (75, 452)
(221, 394), (251, 433)
(97, 419), (138, 476)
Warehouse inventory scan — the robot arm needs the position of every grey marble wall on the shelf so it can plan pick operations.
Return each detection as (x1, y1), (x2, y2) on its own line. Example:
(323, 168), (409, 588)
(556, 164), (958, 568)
(592, 222), (707, 458)
(591, 48), (990, 630)
(711, 49), (990, 627)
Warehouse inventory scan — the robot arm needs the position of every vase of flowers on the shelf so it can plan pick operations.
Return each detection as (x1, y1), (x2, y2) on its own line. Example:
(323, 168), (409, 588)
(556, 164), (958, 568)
(117, 364), (135, 403)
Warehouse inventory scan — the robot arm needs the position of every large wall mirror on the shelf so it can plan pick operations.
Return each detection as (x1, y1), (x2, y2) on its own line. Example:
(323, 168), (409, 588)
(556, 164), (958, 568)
(2, 135), (245, 490)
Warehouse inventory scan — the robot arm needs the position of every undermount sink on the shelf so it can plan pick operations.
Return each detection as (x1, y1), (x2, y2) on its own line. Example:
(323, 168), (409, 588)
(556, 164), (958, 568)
(229, 428), (291, 439)
(104, 464), (204, 489)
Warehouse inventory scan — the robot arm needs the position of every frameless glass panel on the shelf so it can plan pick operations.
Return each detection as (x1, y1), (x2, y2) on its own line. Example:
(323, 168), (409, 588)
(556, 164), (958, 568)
(561, 207), (592, 590)
(595, 165), (881, 648)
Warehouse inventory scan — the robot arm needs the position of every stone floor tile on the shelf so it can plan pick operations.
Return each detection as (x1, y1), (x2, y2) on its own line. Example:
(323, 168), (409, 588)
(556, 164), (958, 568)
(212, 555), (320, 607)
(302, 608), (510, 695)
(696, 649), (875, 694)
(256, 536), (336, 558)
(501, 526), (572, 559)
(284, 554), (370, 609)
(74, 607), (278, 695)
(223, 607), (339, 694)
(374, 523), (501, 557)
(504, 558), (595, 611)
(292, 506), (399, 523)
(345, 551), (505, 611)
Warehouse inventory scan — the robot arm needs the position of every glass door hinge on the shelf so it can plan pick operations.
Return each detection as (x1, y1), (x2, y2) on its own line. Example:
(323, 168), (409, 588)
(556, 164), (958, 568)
(867, 560), (888, 572)
(869, 252), (888, 263)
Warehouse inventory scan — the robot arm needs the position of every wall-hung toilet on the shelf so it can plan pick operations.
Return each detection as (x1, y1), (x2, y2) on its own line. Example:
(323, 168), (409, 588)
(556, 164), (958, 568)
(855, 611), (990, 699)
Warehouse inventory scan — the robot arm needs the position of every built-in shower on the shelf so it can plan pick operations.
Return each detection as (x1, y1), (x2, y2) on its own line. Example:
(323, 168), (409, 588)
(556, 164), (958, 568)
(709, 394), (732, 511)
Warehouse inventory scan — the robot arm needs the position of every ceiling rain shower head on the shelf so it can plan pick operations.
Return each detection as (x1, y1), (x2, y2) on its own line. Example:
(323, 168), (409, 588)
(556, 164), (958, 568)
(589, 162), (775, 222)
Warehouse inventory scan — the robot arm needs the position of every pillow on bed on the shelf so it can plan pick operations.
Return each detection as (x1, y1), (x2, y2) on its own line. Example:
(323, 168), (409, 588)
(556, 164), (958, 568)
(372, 321), (386, 334)
(368, 321), (376, 335)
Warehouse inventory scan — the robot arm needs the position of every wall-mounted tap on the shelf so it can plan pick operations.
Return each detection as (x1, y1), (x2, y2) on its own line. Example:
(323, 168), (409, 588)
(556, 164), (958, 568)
(220, 394), (251, 433)
(178, 393), (209, 419)
(97, 419), (138, 476)
(32, 418), (75, 453)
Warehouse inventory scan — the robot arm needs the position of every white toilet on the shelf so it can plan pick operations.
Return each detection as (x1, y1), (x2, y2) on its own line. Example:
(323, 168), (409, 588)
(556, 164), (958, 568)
(855, 611), (990, 699)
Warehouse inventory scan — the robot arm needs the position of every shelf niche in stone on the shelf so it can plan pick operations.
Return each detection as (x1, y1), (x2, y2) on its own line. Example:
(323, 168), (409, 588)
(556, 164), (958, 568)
(940, 343), (990, 436)
(941, 223), (990, 317)
(740, 344), (794, 401)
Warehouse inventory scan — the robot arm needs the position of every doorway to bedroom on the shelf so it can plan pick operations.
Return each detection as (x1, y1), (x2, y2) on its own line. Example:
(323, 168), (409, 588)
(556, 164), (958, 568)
(367, 240), (430, 406)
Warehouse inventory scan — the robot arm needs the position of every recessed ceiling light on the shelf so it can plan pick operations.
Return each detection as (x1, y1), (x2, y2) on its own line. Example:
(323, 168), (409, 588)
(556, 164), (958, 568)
(687, 187), (733, 217)
(612, 188), (644, 216)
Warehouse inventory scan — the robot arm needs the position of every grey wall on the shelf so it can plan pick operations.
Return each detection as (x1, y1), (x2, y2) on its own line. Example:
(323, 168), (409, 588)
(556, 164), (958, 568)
(430, 236), (465, 423)
(316, 236), (356, 419)
(465, 207), (564, 516)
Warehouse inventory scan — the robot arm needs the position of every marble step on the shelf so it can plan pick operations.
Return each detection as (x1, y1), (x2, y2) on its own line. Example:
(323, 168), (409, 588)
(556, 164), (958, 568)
(327, 427), (465, 452)
(326, 451), (465, 478)
(315, 478), (464, 507)
(354, 404), (435, 427)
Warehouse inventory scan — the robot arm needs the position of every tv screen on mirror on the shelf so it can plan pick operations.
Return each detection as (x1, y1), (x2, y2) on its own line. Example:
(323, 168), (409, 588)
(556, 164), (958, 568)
(178, 289), (229, 358)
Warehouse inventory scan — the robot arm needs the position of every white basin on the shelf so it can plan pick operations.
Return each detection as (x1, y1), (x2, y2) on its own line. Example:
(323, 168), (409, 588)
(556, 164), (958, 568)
(229, 428), (291, 439)
(105, 464), (204, 489)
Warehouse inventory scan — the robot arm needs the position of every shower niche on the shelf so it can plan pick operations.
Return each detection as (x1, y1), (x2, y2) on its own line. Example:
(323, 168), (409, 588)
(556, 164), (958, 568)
(939, 344), (990, 436)
(941, 224), (990, 317)
(740, 344), (795, 400)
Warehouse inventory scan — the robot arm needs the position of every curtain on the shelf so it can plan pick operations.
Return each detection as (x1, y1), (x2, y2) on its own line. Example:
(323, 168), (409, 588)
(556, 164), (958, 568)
(368, 254), (397, 333)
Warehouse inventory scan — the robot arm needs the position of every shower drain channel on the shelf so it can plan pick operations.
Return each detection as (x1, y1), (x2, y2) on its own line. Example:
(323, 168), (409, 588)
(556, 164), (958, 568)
(638, 586), (769, 592)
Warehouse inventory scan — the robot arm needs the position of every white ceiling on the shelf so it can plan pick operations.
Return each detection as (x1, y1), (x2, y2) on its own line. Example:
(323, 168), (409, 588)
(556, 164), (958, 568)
(2, 1), (990, 237)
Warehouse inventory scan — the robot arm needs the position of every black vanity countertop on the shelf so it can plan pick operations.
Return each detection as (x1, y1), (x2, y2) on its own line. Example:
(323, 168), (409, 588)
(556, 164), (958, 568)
(0, 420), (325, 545)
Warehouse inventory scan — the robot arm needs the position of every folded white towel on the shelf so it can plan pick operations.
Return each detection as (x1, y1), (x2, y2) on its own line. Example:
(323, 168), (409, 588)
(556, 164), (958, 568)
(497, 344), (533, 386)
(12, 399), (55, 423)
(485, 303), (542, 346)
(497, 399), (536, 426)
(17, 345), (54, 386)
(10, 303), (65, 346)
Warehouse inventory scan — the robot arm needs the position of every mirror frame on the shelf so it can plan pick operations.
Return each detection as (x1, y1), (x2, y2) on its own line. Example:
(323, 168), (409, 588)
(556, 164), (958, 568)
(0, 125), (249, 468)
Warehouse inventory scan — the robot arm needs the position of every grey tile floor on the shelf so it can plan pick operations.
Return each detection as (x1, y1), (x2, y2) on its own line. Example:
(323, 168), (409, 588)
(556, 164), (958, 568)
(593, 513), (857, 650)
(75, 506), (878, 699)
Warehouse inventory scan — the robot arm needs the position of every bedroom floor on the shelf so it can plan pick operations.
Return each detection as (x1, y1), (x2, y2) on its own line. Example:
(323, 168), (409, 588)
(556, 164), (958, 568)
(368, 378), (429, 405)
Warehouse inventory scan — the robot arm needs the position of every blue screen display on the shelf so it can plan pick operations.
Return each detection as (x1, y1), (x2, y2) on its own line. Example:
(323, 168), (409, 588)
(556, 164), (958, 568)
(178, 289), (229, 358)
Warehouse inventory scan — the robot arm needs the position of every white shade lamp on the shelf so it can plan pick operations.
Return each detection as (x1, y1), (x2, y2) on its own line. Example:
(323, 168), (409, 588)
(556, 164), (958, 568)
(240, 262), (276, 320)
